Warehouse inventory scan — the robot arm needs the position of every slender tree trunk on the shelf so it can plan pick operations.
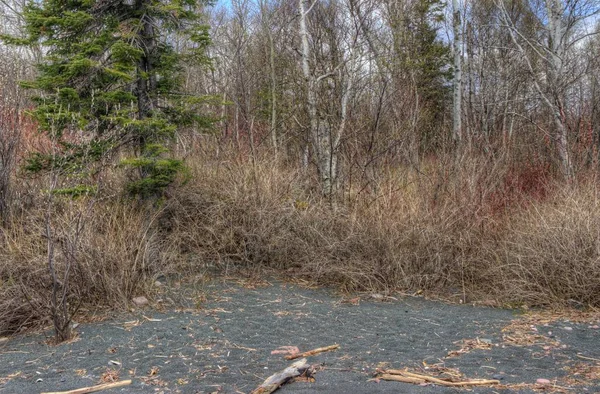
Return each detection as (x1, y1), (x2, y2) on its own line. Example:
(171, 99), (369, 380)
(269, 38), (277, 153)
(136, 3), (157, 122)
(497, 0), (574, 181)
(452, 0), (463, 146)
(546, 0), (572, 181)
(298, 0), (335, 196)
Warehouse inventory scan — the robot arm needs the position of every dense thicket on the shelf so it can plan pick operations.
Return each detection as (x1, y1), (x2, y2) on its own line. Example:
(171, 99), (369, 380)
(0, 0), (600, 337)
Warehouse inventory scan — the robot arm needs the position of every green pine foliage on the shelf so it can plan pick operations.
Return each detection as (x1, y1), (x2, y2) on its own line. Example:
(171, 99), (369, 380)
(2, 0), (214, 197)
(391, 0), (451, 151)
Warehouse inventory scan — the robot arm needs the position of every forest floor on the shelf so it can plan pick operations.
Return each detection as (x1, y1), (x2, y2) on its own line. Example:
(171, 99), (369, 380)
(1, 278), (600, 394)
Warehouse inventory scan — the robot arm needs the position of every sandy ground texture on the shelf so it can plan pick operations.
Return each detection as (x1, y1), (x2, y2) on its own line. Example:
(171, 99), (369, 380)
(1, 279), (599, 394)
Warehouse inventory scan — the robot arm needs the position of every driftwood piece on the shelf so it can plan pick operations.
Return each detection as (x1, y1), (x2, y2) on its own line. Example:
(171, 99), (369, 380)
(379, 369), (499, 387)
(284, 344), (339, 360)
(40, 380), (132, 394)
(379, 374), (426, 384)
(251, 358), (309, 394)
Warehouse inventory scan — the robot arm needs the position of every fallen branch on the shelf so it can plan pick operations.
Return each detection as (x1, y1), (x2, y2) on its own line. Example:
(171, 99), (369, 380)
(285, 344), (339, 360)
(40, 380), (132, 394)
(378, 369), (499, 387)
(378, 374), (426, 384)
(251, 358), (310, 394)
(576, 353), (600, 362)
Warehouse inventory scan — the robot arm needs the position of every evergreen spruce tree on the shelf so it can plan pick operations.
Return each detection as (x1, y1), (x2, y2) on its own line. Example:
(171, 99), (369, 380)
(2, 0), (213, 197)
(391, 0), (451, 152)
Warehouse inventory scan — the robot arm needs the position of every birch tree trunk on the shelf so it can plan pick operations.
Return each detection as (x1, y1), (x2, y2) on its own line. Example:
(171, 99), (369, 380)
(298, 0), (335, 197)
(496, 0), (575, 181)
(546, 0), (572, 181)
(452, 0), (463, 145)
(259, 0), (278, 153)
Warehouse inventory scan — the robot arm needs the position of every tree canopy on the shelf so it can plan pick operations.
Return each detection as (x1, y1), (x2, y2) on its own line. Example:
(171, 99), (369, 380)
(2, 0), (214, 197)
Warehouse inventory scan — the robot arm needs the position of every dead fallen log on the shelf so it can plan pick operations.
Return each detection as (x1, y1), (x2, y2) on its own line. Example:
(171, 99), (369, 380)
(378, 369), (499, 387)
(251, 358), (309, 394)
(40, 380), (132, 394)
(284, 344), (339, 360)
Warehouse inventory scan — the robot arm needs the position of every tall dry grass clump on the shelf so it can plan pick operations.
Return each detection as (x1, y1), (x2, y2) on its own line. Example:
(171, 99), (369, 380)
(164, 153), (491, 294)
(485, 182), (600, 306)
(0, 197), (175, 335)
(3, 144), (600, 335)
(163, 150), (600, 307)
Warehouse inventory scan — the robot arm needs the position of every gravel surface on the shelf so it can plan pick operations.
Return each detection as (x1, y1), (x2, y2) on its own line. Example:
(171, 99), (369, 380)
(1, 280), (599, 393)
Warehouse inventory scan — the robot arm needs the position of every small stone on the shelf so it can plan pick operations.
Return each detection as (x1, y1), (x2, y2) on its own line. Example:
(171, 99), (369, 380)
(536, 378), (551, 384)
(154, 280), (163, 287)
(562, 326), (573, 331)
(132, 296), (149, 307)
(590, 325), (599, 329)
(480, 338), (493, 344)
(492, 374), (504, 380)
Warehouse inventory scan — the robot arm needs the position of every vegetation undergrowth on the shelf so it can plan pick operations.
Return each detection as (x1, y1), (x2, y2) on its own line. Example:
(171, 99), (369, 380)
(2, 141), (600, 336)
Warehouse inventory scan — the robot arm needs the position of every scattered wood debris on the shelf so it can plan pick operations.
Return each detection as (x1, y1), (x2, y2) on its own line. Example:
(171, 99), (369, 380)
(122, 320), (140, 331)
(339, 297), (360, 305)
(502, 309), (600, 348)
(284, 344), (339, 360)
(446, 338), (493, 358)
(502, 318), (560, 347)
(250, 358), (311, 394)
(562, 362), (600, 385)
(40, 380), (132, 394)
(368, 293), (398, 302)
(0, 371), (22, 385)
(374, 368), (499, 387)
(271, 346), (300, 356)
(495, 382), (574, 393)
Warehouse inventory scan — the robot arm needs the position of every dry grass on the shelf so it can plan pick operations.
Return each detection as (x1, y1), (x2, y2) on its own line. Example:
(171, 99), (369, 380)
(163, 150), (600, 307)
(483, 183), (600, 306)
(2, 143), (600, 335)
(0, 196), (176, 335)
(164, 155), (478, 293)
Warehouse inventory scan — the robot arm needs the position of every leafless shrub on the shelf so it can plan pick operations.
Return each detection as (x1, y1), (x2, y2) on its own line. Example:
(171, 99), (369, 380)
(0, 197), (175, 335)
(484, 183), (600, 307)
(164, 152), (487, 294)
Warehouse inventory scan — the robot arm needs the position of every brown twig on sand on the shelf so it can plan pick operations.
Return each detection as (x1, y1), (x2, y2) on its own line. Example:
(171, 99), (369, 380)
(284, 344), (339, 360)
(378, 369), (499, 387)
(40, 380), (132, 394)
(251, 358), (310, 394)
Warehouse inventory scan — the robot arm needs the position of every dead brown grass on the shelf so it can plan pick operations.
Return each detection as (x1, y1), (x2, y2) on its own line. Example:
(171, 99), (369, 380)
(483, 183), (600, 306)
(165, 154), (480, 293)
(0, 197), (176, 335)
(2, 145), (600, 335)
(163, 150), (600, 308)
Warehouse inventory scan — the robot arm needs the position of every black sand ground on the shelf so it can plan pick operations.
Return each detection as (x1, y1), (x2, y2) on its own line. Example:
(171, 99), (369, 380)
(1, 280), (599, 394)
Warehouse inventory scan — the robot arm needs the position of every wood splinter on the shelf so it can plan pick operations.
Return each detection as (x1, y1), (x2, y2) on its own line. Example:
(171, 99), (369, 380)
(251, 358), (310, 394)
(378, 369), (500, 387)
(285, 344), (340, 360)
(40, 379), (132, 394)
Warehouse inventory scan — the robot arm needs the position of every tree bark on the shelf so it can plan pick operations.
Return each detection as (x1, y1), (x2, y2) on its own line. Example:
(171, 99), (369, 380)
(452, 0), (463, 146)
